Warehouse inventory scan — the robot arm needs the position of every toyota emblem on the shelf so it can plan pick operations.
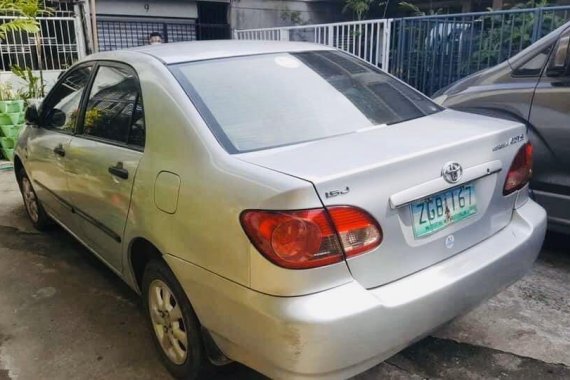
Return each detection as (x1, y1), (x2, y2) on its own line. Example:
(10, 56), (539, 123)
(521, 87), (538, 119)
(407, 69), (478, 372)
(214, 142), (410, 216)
(442, 162), (463, 183)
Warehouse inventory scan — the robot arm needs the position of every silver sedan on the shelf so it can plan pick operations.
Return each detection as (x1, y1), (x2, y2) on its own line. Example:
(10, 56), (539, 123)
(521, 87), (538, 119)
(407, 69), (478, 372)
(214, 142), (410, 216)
(14, 41), (546, 379)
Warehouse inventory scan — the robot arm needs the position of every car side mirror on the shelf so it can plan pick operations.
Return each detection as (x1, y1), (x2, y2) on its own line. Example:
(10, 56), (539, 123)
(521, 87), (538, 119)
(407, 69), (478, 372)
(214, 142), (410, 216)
(48, 109), (67, 127)
(25, 104), (41, 126)
(547, 34), (570, 77)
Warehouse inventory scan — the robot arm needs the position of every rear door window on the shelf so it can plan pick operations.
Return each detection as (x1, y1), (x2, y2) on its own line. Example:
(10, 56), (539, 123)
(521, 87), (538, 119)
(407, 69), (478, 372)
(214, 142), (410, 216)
(80, 64), (145, 148)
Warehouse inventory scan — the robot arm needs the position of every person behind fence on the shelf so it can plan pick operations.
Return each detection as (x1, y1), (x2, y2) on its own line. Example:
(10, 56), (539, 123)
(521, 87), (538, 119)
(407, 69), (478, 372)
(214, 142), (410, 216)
(148, 32), (163, 45)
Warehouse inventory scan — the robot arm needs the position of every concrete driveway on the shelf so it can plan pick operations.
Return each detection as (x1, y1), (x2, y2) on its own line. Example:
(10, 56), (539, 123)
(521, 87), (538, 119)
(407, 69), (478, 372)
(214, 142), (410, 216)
(0, 168), (569, 380)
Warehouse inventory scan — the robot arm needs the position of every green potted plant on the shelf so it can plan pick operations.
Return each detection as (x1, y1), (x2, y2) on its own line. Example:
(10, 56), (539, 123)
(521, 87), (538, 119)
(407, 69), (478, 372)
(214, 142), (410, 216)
(0, 81), (25, 161)
(0, 1), (50, 162)
(11, 64), (45, 104)
(0, 131), (15, 160)
(0, 99), (24, 114)
(0, 82), (18, 124)
(0, 86), (24, 114)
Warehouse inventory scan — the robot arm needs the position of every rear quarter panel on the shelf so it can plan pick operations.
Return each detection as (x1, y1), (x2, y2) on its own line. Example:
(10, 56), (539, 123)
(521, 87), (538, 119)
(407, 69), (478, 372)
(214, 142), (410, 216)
(118, 54), (353, 295)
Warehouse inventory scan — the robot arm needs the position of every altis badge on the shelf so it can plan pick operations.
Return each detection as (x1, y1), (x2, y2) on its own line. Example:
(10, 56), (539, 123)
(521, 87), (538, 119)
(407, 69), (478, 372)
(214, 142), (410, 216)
(492, 133), (525, 152)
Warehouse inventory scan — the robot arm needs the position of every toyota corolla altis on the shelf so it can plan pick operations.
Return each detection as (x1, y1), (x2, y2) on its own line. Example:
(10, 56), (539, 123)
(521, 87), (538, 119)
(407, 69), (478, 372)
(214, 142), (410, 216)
(14, 41), (546, 379)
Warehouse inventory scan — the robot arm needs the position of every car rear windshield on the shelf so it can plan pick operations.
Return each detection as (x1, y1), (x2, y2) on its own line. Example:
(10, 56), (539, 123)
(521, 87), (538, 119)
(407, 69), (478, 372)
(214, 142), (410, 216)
(170, 50), (441, 153)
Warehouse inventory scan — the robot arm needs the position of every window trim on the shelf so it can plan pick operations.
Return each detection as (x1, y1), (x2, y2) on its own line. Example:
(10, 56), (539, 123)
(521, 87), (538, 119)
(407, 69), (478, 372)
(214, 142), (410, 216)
(75, 60), (146, 151)
(73, 133), (145, 153)
(40, 62), (95, 135)
(511, 43), (555, 78)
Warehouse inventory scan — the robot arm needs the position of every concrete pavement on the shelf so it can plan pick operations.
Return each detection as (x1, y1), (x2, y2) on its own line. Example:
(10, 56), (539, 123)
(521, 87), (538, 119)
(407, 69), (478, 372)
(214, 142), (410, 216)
(0, 169), (569, 379)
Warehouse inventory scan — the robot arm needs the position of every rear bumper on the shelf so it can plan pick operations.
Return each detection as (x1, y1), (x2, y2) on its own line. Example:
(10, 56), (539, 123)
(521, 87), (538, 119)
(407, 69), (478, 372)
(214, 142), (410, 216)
(167, 200), (546, 380)
(532, 189), (570, 234)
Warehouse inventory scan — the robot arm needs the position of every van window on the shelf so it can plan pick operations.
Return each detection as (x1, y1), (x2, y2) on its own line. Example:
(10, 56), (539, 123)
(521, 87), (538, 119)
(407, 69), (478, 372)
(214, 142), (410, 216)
(513, 45), (553, 76)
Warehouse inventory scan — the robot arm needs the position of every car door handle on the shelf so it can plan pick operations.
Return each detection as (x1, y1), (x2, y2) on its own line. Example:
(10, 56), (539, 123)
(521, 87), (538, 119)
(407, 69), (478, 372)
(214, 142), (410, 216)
(53, 145), (65, 157)
(108, 162), (129, 180)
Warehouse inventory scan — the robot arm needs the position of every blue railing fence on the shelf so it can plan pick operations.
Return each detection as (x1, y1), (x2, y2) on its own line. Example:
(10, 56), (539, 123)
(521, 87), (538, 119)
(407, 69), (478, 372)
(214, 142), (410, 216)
(389, 6), (570, 95)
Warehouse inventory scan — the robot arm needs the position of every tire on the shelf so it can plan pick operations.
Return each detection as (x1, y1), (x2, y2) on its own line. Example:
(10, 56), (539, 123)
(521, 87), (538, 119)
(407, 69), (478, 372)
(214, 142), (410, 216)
(142, 260), (213, 379)
(18, 169), (51, 231)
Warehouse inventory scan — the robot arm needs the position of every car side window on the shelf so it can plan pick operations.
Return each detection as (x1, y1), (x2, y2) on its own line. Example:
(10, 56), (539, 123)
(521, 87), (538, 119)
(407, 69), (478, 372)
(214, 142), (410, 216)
(81, 64), (145, 148)
(547, 31), (570, 77)
(513, 45), (554, 77)
(129, 99), (145, 147)
(42, 65), (93, 133)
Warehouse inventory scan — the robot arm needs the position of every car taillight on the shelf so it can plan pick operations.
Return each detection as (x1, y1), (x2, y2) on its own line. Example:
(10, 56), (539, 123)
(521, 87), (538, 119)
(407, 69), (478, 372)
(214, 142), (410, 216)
(327, 206), (382, 258)
(503, 142), (533, 195)
(240, 206), (382, 269)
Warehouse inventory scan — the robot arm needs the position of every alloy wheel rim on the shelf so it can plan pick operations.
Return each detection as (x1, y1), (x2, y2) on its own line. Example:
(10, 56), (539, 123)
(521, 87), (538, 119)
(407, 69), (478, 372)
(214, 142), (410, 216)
(22, 177), (39, 223)
(148, 279), (188, 365)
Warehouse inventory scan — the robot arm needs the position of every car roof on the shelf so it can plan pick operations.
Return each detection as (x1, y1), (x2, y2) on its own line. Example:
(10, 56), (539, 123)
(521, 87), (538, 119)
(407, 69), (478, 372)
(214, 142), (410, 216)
(90, 40), (334, 65)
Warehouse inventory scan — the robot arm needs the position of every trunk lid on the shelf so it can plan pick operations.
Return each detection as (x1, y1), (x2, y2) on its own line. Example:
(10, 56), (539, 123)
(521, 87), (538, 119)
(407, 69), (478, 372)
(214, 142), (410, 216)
(238, 109), (527, 288)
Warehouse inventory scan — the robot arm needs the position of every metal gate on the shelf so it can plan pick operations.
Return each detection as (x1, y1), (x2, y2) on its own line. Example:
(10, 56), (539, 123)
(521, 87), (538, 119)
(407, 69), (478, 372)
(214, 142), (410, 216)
(96, 16), (198, 51)
(390, 6), (570, 95)
(0, 1), (86, 72)
(96, 17), (231, 52)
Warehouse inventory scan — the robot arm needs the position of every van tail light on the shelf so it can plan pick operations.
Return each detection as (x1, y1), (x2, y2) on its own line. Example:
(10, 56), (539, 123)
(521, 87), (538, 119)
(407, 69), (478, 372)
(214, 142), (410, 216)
(503, 142), (533, 195)
(240, 206), (382, 269)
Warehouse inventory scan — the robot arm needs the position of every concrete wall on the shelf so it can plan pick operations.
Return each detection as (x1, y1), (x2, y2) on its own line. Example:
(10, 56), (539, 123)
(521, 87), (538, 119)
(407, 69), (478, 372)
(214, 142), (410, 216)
(231, 0), (346, 30)
(0, 71), (61, 96)
(95, 0), (198, 18)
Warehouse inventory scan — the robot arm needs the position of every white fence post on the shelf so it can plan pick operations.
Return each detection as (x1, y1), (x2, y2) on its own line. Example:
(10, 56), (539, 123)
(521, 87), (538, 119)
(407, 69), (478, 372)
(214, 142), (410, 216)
(279, 29), (289, 41)
(382, 19), (392, 71)
(327, 25), (333, 46)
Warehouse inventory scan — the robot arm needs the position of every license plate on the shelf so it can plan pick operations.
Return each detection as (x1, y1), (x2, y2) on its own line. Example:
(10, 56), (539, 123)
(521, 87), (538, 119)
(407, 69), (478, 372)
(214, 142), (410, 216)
(411, 183), (477, 238)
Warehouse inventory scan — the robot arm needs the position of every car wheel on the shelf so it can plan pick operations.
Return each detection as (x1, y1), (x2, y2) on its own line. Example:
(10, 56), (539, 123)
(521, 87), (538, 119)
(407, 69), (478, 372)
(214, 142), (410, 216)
(142, 260), (211, 379)
(18, 169), (51, 230)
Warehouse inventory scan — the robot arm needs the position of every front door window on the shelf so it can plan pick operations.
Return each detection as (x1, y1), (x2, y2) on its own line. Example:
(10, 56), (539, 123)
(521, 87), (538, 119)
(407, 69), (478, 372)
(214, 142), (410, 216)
(42, 65), (93, 133)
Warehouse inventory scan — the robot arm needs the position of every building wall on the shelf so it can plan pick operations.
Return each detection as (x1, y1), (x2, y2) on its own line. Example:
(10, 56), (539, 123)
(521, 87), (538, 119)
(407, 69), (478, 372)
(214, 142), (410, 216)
(93, 0), (347, 32)
(94, 0), (202, 51)
(230, 0), (345, 30)
(95, 0), (198, 18)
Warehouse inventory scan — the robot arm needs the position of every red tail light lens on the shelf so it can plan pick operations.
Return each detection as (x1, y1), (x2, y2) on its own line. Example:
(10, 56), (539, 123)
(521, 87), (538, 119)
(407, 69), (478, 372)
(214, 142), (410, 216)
(240, 206), (382, 269)
(240, 209), (343, 269)
(328, 206), (383, 258)
(503, 142), (533, 195)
